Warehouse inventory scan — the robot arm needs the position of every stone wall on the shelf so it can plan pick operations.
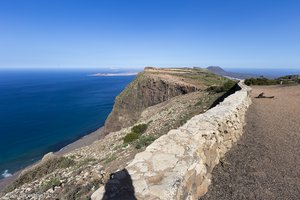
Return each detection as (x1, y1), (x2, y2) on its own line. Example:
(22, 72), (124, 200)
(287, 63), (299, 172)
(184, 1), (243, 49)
(92, 82), (251, 200)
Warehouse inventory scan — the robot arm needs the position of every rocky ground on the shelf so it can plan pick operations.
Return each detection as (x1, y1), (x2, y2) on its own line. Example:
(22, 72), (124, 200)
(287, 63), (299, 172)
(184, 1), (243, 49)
(200, 85), (300, 200)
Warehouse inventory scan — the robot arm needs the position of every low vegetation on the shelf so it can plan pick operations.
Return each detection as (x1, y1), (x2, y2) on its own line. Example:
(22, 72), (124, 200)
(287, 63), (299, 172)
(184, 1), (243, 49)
(123, 132), (140, 143)
(135, 135), (157, 149)
(122, 123), (156, 149)
(123, 123), (148, 144)
(103, 154), (117, 164)
(245, 77), (279, 85)
(245, 75), (300, 86)
(39, 176), (60, 193)
(77, 157), (97, 167)
(131, 123), (148, 134)
(206, 80), (237, 93)
(4, 156), (75, 193)
(61, 179), (102, 200)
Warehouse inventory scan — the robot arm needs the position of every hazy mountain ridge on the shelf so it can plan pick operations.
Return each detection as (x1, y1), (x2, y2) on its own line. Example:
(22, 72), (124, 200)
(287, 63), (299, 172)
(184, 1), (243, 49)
(206, 66), (257, 79)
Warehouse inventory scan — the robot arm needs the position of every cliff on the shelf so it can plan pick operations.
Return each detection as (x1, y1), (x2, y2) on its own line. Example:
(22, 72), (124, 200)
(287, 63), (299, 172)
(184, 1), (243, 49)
(1, 67), (238, 200)
(103, 67), (230, 134)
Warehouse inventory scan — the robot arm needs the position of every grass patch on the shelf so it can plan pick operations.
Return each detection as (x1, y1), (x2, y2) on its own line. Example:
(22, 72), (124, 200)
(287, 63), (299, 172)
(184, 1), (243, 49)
(122, 123), (155, 149)
(103, 154), (117, 164)
(4, 156), (75, 193)
(39, 176), (60, 193)
(245, 75), (300, 86)
(123, 123), (148, 144)
(206, 80), (236, 93)
(77, 158), (97, 167)
(61, 179), (102, 200)
(113, 144), (123, 151)
(135, 135), (157, 149)
(195, 99), (203, 106)
(245, 77), (278, 85)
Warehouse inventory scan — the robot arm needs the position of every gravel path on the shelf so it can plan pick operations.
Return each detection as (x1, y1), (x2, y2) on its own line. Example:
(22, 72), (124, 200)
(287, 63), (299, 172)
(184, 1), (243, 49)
(200, 85), (300, 200)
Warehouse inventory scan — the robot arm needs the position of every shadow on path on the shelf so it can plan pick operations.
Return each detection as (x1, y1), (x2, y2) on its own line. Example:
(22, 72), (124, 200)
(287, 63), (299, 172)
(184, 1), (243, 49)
(102, 169), (137, 200)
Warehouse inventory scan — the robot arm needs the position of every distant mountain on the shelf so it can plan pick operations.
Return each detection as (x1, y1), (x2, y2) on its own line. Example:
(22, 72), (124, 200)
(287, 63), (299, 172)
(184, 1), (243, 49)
(206, 66), (257, 79)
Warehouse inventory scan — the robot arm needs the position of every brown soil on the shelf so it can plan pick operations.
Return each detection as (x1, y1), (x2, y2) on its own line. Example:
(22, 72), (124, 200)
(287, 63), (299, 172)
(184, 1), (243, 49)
(200, 85), (300, 200)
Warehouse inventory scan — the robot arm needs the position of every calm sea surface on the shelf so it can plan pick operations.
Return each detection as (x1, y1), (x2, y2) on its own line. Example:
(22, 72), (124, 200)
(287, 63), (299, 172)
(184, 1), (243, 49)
(0, 69), (135, 179)
(225, 68), (300, 78)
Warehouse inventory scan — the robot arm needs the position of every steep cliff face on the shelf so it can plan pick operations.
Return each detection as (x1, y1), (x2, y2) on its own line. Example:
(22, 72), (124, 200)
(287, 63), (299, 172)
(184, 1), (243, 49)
(103, 67), (227, 134)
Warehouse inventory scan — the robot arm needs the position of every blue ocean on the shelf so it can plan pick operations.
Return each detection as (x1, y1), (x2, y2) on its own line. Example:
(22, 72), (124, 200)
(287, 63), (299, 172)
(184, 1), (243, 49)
(0, 69), (135, 179)
(224, 68), (300, 78)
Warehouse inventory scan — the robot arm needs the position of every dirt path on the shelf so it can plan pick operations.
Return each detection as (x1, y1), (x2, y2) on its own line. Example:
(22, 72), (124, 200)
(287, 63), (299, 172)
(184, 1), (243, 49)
(200, 85), (300, 200)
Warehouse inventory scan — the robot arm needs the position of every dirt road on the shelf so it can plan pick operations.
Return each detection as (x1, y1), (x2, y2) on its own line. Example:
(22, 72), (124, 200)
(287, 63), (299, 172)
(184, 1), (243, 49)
(200, 85), (300, 200)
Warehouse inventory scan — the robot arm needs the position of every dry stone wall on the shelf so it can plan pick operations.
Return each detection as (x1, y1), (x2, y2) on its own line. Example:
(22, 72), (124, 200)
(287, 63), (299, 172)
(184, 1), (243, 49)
(92, 82), (251, 200)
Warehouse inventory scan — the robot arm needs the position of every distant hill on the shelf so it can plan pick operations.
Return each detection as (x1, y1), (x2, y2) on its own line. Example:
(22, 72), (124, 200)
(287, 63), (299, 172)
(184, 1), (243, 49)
(206, 66), (257, 79)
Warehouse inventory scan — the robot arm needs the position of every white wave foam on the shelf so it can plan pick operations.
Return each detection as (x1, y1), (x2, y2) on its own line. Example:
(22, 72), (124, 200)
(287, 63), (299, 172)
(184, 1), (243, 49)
(2, 169), (12, 178)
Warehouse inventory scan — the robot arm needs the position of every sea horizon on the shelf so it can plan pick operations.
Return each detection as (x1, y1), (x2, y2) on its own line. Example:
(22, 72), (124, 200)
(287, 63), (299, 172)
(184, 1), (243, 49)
(224, 67), (300, 78)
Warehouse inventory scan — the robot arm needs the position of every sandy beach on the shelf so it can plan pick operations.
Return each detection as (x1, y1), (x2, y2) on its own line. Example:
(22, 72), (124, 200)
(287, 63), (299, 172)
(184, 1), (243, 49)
(57, 127), (105, 155)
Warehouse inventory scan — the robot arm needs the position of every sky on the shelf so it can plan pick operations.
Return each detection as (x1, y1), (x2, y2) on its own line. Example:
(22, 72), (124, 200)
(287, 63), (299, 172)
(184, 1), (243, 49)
(0, 0), (300, 69)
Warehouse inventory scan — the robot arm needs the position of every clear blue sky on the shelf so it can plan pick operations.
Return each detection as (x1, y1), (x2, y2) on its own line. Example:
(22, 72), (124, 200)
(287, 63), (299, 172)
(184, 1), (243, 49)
(0, 0), (300, 69)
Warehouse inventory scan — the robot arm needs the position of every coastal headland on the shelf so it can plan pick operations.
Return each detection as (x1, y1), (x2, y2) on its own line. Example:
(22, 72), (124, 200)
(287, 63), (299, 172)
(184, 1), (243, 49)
(1, 67), (299, 200)
(1, 67), (236, 199)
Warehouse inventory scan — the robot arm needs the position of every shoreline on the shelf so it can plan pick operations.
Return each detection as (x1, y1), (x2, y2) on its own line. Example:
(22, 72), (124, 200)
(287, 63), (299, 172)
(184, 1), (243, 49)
(57, 127), (105, 155)
(0, 126), (106, 192)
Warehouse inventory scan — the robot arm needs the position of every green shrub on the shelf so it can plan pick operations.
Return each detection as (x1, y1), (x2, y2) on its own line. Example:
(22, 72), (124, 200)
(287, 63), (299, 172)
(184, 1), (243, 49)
(244, 77), (279, 86)
(123, 123), (148, 144)
(222, 80), (236, 91)
(123, 132), (140, 143)
(132, 123), (148, 134)
(206, 85), (223, 93)
(206, 80), (236, 93)
(135, 135), (157, 149)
